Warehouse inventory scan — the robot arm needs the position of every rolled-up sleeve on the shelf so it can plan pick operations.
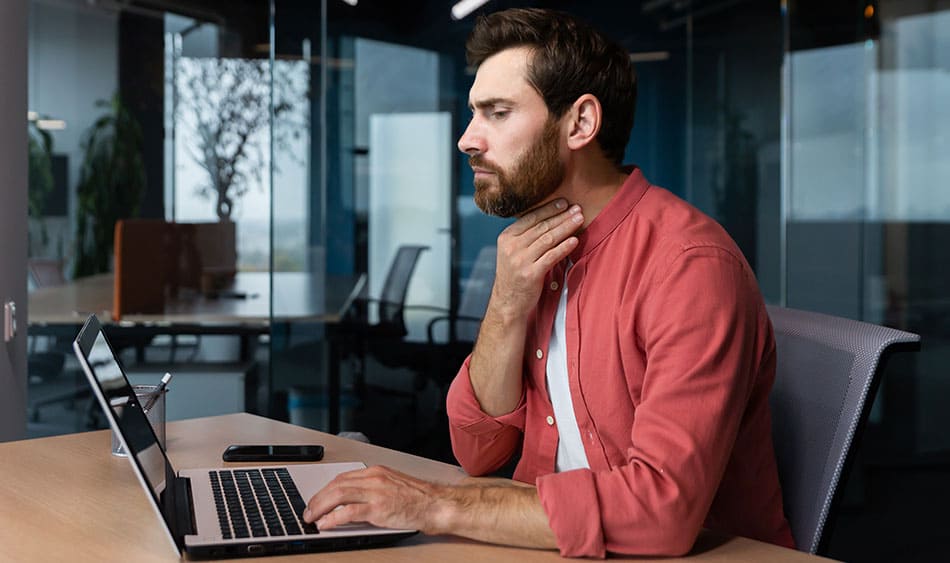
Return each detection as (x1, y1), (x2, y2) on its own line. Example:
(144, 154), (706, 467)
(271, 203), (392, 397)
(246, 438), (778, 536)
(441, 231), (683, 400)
(446, 355), (527, 476)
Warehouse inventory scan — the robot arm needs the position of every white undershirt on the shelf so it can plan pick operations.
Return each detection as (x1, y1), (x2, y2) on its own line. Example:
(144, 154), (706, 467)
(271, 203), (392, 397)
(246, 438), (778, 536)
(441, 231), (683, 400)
(545, 266), (590, 472)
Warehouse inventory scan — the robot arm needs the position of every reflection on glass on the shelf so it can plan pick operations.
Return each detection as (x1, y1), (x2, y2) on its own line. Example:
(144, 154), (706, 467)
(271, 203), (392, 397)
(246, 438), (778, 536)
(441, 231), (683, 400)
(87, 332), (166, 495)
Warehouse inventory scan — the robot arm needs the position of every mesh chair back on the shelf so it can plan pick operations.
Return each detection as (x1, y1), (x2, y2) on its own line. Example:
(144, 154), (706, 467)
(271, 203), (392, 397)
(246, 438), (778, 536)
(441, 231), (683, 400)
(455, 246), (496, 341)
(767, 305), (919, 554)
(377, 245), (429, 333)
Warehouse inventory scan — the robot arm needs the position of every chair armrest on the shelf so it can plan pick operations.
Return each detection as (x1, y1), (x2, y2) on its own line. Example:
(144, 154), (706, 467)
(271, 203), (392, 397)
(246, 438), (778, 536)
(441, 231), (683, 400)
(353, 299), (449, 311)
(402, 304), (452, 314)
(426, 314), (484, 343)
(336, 273), (367, 318)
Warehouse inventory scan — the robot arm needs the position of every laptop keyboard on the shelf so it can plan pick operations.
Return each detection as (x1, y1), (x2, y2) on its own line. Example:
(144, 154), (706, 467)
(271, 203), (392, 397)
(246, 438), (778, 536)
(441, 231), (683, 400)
(209, 468), (319, 539)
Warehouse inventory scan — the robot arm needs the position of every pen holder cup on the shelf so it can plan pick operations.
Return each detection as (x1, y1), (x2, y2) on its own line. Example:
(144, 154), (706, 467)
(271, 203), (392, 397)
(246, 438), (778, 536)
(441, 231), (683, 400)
(111, 384), (167, 457)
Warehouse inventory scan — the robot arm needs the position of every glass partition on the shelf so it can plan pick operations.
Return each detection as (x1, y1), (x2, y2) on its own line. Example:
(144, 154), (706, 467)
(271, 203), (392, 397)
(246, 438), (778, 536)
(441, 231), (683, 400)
(26, 0), (274, 437)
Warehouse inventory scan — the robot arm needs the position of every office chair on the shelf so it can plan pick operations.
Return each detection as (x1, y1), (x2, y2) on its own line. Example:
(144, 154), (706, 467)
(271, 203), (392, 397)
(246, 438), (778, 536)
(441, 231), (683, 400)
(766, 305), (920, 554)
(339, 245), (495, 459)
(343, 245), (430, 344)
(27, 257), (67, 289)
(27, 257), (68, 362)
(424, 245), (496, 386)
(427, 245), (496, 342)
(26, 257), (89, 426)
(333, 245), (431, 391)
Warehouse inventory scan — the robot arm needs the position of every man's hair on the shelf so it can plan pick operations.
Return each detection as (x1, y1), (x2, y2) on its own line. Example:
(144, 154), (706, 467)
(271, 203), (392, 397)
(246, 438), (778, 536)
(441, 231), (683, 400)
(466, 8), (637, 167)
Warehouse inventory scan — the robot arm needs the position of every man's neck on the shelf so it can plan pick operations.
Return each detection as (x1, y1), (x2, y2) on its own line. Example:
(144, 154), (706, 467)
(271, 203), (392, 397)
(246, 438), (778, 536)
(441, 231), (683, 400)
(552, 159), (629, 229)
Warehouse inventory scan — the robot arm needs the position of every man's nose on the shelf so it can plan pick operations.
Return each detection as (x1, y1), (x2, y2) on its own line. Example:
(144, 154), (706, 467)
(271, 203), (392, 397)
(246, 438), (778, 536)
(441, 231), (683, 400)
(457, 121), (485, 156)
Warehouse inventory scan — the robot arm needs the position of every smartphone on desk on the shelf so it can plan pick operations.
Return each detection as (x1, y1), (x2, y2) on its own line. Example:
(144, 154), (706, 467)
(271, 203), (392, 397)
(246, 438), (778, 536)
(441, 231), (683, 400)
(222, 444), (325, 462)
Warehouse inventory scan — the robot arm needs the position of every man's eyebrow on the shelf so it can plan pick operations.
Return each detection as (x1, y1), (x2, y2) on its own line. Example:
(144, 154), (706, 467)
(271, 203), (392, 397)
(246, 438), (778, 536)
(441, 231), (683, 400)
(468, 97), (515, 111)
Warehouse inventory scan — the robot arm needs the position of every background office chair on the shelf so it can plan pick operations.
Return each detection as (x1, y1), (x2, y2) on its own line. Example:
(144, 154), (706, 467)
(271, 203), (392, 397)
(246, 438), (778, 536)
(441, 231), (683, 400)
(27, 257), (67, 290)
(427, 245), (496, 343)
(273, 246), (427, 436)
(407, 245), (496, 461)
(424, 245), (496, 389)
(26, 257), (91, 428)
(334, 245), (430, 395)
(767, 305), (920, 554)
(344, 244), (430, 366)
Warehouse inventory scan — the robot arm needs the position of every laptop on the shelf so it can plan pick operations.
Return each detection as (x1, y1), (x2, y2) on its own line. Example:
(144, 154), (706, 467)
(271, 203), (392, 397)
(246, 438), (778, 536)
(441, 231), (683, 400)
(73, 314), (416, 559)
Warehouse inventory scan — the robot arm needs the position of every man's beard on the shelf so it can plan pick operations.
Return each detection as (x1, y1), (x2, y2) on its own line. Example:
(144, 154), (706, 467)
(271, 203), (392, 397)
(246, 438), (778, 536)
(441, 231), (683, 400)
(471, 117), (565, 218)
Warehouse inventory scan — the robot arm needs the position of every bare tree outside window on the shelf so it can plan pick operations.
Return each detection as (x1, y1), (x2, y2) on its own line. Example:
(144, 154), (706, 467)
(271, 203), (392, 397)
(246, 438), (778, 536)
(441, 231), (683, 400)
(175, 57), (308, 222)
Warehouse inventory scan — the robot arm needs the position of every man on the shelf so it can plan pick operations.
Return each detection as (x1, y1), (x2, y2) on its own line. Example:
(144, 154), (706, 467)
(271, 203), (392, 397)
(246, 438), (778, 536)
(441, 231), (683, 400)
(304, 8), (795, 558)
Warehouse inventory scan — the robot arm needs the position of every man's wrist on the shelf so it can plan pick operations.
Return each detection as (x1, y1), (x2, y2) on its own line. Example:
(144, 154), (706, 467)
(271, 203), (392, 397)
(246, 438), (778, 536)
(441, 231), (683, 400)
(426, 484), (467, 536)
(483, 300), (529, 331)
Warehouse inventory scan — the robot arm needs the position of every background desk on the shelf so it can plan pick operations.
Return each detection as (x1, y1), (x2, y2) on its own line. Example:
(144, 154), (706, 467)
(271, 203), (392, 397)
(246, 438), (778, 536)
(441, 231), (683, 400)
(28, 273), (364, 431)
(27, 271), (361, 325)
(0, 413), (831, 562)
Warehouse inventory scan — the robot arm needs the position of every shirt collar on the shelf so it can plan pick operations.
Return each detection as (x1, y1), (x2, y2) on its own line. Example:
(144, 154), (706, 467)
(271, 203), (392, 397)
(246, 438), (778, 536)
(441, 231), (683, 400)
(568, 166), (651, 264)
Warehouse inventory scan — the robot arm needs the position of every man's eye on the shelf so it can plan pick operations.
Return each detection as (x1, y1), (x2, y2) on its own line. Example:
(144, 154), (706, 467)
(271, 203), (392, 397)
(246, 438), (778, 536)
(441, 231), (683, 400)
(490, 110), (509, 120)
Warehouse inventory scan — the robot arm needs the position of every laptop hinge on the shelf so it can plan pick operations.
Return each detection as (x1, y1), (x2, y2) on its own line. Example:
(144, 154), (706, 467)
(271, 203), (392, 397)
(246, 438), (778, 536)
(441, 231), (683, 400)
(165, 474), (197, 540)
(177, 475), (198, 536)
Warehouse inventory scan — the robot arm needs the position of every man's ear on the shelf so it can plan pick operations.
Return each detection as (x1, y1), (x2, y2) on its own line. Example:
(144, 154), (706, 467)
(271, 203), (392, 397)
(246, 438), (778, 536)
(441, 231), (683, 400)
(565, 94), (602, 151)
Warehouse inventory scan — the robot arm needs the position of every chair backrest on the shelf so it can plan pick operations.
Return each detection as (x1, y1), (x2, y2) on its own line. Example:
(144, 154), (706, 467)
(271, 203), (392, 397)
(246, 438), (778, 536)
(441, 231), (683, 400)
(113, 219), (239, 319)
(27, 258), (66, 288)
(454, 245), (496, 342)
(377, 245), (429, 333)
(113, 219), (175, 319)
(766, 305), (920, 554)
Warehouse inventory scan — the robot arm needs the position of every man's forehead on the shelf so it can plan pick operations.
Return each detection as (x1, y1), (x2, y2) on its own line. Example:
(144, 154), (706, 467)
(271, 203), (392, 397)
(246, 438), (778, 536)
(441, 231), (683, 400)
(469, 47), (536, 106)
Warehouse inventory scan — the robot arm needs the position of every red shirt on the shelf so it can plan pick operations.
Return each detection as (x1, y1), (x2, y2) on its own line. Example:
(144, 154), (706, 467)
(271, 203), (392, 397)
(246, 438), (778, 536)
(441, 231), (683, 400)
(446, 168), (795, 558)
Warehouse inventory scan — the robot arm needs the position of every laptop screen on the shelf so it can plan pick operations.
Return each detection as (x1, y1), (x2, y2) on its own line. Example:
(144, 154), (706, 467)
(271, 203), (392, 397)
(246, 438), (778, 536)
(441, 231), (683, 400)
(74, 317), (177, 535)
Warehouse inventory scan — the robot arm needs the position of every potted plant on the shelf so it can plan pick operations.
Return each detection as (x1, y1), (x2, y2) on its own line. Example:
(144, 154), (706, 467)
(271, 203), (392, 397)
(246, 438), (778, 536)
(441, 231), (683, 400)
(72, 94), (147, 278)
(28, 120), (54, 256)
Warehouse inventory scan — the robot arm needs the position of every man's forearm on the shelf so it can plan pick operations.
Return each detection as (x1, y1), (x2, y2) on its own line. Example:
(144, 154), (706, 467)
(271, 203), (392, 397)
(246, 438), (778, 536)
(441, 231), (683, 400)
(433, 482), (557, 550)
(466, 199), (583, 417)
(467, 301), (529, 416)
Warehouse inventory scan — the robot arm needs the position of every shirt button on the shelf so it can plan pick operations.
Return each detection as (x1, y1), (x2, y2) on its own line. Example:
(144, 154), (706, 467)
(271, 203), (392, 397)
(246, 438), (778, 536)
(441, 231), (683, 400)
(536, 349), (543, 359)
(546, 416), (555, 426)
(550, 281), (559, 291)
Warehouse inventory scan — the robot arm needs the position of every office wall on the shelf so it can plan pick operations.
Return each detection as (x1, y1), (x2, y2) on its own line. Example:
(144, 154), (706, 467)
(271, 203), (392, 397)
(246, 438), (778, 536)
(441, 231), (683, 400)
(0, 0), (28, 442)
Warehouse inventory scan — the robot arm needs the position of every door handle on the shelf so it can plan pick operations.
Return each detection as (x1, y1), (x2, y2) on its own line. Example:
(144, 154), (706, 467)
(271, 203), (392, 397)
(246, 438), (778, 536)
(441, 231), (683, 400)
(3, 301), (15, 342)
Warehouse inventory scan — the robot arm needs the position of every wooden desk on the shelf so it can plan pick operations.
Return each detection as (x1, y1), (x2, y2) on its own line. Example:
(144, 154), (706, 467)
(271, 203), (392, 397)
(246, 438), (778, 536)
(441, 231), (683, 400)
(0, 413), (831, 562)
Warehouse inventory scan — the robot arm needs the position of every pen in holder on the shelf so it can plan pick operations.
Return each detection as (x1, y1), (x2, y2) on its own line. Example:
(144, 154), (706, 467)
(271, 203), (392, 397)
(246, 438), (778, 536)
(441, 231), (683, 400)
(142, 372), (173, 412)
(111, 379), (170, 457)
